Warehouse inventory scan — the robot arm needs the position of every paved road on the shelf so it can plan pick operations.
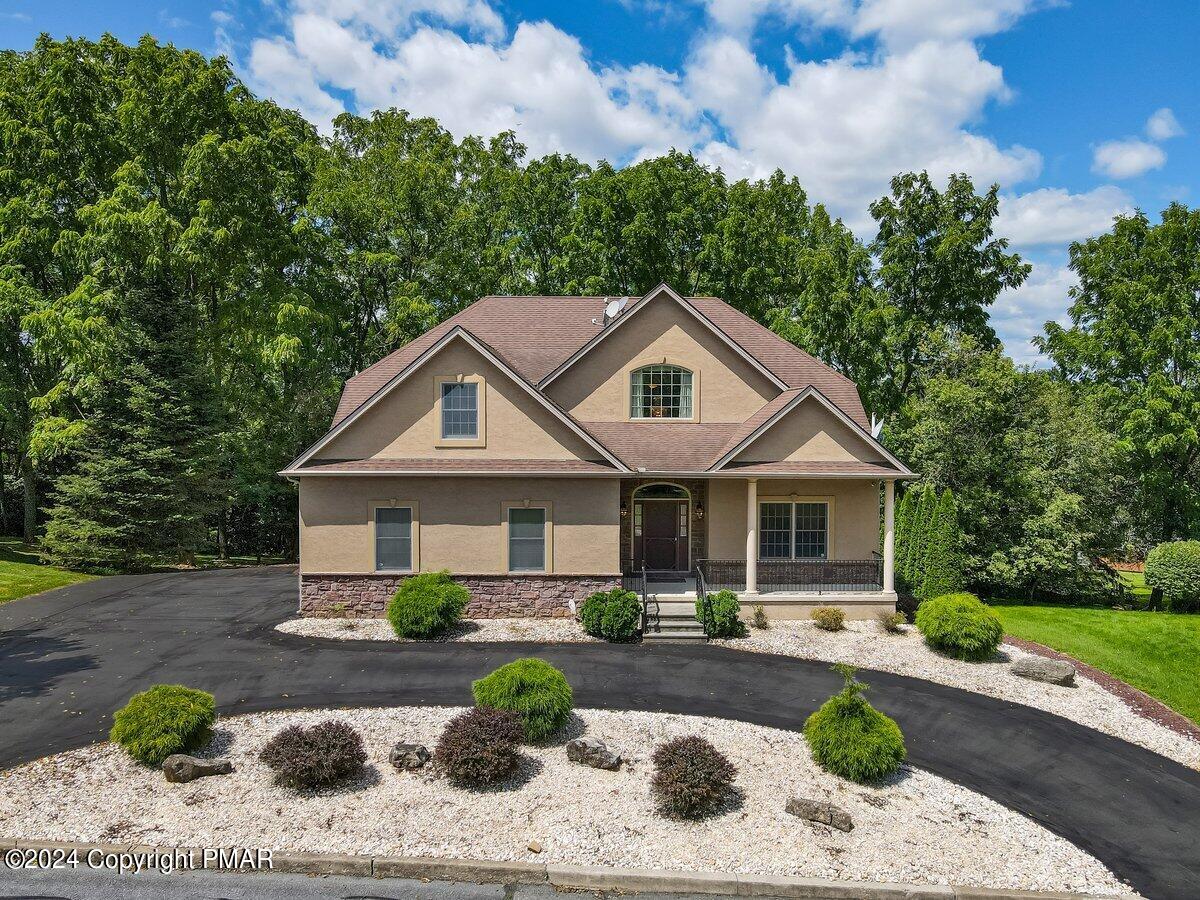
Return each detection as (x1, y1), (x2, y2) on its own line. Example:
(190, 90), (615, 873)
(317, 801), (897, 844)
(2, 567), (1199, 899)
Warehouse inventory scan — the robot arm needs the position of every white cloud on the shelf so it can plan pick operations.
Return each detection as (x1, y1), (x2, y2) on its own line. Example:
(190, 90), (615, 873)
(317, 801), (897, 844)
(1092, 138), (1166, 180)
(992, 258), (1077, 365)
(1146, 107), (1184, 141)
(996, 185), (1132, 247)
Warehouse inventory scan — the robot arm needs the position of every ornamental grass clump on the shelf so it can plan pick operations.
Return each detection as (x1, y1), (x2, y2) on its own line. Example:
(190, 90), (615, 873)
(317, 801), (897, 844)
(915, 592), (1003, 661)
(1145, 540), (1200, 612)
(434, 707), (524, 787)
(580, 588), (642, 641)
(650, 735), (737, 819)
(472, 657), (573, 741)
(259, 720), (367, 790)
(698, 589), (747, 637)
(386, 570), (469, 638)
(804, 664), (905, 784)
(110, 684), (216, 766)
(811, 606), (845, 631)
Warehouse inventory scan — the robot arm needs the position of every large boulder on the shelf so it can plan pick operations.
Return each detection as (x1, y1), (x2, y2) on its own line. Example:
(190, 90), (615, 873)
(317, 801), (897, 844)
(566, 736), (621, 771)
(389, 742), (431, 770)
(1011, 655), (1076, 686)
(162, 754), (232, 783)
(786, 797), (854, 832)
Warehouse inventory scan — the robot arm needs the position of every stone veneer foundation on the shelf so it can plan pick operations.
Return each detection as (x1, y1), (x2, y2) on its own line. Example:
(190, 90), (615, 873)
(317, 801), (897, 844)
(300, 573), (622, 619)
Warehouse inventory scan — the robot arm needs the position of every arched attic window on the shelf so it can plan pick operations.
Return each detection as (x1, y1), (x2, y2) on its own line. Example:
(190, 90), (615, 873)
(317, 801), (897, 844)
(630, 364), (693, 419)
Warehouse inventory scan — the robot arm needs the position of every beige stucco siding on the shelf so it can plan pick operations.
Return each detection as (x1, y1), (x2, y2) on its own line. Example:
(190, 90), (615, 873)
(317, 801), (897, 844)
(548, 300), (777, 423)
(732, 398), (887, 465)
(706, 478), (880, 560)
(322, 339), (601, 461)
(300, 477), (620, 575)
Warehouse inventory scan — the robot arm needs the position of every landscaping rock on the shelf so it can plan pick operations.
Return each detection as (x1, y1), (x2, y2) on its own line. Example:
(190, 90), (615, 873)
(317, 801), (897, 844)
(1011, 656), (1076, 687)
(389, 742), (430, 770)
(162, 755), (232, 783)
(786, 797), (854, 832)
(566, 737), (621, 770)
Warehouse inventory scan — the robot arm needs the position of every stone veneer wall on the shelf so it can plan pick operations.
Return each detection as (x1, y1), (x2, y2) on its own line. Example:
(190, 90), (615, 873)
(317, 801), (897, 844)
(619, 477), (708, 571)
(300, 573), (621, 619)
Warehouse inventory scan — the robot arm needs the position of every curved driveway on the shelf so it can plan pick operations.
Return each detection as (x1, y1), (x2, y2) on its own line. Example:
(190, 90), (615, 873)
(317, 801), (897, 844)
(1, 567), (1197, 898)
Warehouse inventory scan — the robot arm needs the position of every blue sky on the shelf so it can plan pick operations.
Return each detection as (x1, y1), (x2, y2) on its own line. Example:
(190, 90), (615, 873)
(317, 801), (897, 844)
(4, 0), (1197, 363)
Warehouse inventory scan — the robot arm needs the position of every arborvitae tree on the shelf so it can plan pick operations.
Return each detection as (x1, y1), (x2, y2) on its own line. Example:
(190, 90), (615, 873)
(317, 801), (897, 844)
(919, 489), (964, 601)
(894, 488), (916, 590)
(905, 483), (936, 585)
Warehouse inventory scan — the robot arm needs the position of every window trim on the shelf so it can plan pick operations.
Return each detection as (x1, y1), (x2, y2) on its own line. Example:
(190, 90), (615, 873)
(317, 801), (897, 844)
(501, 501), (553, 574)
(756, 495), (834, 561)
(369, 500), (420, 573)
(627, 359), (699, 422)
(433, 375), (486, 448)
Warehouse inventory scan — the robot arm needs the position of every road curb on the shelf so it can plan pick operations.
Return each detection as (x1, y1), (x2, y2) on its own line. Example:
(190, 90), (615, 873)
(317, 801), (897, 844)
(2, 837), (1133, 899)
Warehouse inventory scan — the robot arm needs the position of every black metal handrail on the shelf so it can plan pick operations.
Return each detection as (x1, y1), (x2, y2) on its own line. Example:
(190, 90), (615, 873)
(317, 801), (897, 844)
(695, 564), (713, 636)
(697, 558), (883, 593)
(639, 564), (649, 635)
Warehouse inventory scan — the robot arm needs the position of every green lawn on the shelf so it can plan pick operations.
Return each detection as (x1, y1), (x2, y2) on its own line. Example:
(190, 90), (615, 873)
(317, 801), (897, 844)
(1117, 569), (1152, 603)
(0, 537), (96, 605)
(993, 601), (1200, 726)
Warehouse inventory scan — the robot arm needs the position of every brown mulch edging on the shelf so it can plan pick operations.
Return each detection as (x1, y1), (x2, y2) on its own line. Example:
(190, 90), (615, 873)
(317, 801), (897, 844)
(1004, 635), (1200, 742)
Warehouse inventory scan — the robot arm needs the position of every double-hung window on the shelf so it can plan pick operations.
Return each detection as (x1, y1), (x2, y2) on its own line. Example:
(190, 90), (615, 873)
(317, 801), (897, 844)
(507, 507), (546, 572)
(375, 506), (413, 571)
(758, 500), (828, 560)
(440, 382), (478, 439)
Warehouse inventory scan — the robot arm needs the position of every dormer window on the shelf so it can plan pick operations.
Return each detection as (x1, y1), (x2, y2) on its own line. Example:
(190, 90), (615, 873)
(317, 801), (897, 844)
(630, 365), (693, 419)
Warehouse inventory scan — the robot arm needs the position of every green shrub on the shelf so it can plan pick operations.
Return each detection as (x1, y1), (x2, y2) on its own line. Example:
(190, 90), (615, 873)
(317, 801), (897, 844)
(697, 589), (746, 637)
(434, 707), (524, 786)
(915, 592), (1003, 661)
(386, 570), (469, 638)
(579, 588), (642, 641)
(259, 720), (367, 789)
(472, 658), (573, 741)
(751, 604), (769, 630)
(811, 606), (845, 631)
(110, 684), (216, 766)
(804, 664), (905, 783)
(876, 610), (906, 634)
(650, 735), (737, 819)
(1145, 541), (1200, 612)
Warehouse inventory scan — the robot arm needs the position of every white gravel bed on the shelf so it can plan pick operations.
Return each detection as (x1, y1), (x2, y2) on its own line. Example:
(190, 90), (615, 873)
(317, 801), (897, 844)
(713, 622), (1200, 769)
(275, 617), (599, 643)
(0, 706), (1134, 896)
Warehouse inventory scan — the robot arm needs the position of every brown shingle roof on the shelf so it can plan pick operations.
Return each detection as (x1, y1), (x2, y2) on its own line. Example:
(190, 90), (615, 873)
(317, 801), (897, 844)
(294, 458), (617, 474)
(707, 389), (805, 465)
(580, 422), (741, 472)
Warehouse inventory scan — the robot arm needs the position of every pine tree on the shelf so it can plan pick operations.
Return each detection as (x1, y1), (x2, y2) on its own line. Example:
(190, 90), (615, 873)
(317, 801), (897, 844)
(41, 281), (218, 572)
(919, 489), (964, 600)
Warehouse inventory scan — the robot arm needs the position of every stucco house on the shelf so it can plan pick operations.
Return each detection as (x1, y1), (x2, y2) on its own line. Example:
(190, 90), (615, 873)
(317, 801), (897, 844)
(282, 283), (915, 626)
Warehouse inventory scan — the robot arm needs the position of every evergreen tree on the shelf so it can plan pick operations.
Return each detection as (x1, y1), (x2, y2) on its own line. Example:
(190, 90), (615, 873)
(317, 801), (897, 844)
(894, 488), (916, 591)
(905, 484), (936, 585)
(918, 490), (964, 600)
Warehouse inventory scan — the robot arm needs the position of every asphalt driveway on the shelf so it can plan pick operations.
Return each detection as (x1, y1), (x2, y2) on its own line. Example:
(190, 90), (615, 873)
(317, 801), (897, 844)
(1, 567), (1198, 898)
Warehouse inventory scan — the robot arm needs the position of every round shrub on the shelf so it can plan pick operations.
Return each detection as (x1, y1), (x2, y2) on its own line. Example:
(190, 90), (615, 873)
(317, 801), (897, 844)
(472, 657), (573, 742)
(579, 588), (641, 641)
(110, 684), (216, 766)
(386, 570), (470, 638)
(804, 664), (905, 783)
(259, 720), (367, 789)
(650, 735), (737, 819)
(876, 610), (906, 634)
(811, 606), (845, 631)
(914, 592), (1003, 661)
(1145, 541), (1200, 612)
(434, 707), (524, 786)
(697, 589), (746, 638)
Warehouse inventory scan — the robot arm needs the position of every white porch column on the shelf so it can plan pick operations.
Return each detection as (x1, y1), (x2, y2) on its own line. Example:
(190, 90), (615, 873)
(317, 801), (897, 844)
(883, 479), (896, 596)
(745, 478), (758, 594)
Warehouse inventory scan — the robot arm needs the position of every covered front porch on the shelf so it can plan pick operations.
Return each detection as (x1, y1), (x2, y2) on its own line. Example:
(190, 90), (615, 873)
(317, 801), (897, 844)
(620, 475), (898, 621)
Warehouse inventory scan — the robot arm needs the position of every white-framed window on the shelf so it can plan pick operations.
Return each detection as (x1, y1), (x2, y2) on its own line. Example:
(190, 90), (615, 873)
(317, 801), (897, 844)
(758, 500), (828, 560)
(440, 381), (478, 438)
(375, 506), (413, 571)
(630, 365), (693, 418)
(507, 507), (546, 572)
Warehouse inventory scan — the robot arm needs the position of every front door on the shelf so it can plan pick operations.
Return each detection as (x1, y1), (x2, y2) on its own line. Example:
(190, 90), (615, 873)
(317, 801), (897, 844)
(636, 500), (688, 571)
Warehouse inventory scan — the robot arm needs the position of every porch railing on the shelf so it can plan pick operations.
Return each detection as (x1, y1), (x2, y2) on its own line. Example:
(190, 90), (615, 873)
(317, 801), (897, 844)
(698, 557), (882, 593)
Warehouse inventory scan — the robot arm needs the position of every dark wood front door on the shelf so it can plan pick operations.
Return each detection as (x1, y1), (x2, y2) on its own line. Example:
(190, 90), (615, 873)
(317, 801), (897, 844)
(635, 500), (688, 571)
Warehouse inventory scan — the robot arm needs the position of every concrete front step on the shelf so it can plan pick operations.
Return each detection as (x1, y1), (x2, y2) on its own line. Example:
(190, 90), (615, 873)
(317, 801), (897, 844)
(644, 629), (708, 642)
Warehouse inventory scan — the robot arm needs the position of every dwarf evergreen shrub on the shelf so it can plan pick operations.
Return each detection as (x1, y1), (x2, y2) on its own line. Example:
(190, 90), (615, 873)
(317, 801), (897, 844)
(804, 664), (905, 783)
(472, 658), (573, 741)
(1145, 541), (1200, 612)
(915, 592), (1003, 661)
(386, 571), (469, 638)
(811, 606), (845, 631)
(110, 684), (216, 766)
(580, 588), (641, 641)
(698, 589), (746, 637)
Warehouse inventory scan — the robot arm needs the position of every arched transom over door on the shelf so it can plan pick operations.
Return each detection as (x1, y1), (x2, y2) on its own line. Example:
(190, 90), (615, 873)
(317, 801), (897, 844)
(632, 483), (690, 572)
